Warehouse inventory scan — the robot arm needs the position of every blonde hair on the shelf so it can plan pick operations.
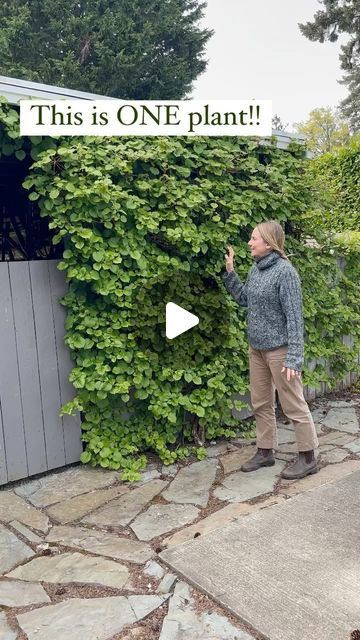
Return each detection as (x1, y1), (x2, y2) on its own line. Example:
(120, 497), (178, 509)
(255, 220), (289, 260)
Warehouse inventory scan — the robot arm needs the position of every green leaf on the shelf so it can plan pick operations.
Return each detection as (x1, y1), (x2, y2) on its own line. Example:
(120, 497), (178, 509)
(15, 149), (26, 161)
(80, 451), (91, 463)
(93, 251), (104, 262)
(28, 191), (40, 201)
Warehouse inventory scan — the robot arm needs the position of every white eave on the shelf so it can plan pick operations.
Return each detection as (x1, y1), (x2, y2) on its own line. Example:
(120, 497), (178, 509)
(0, 74), (116, 104)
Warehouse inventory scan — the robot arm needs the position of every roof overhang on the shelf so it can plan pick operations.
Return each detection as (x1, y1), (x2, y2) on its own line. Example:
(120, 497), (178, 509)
(0, 74), (116, 104)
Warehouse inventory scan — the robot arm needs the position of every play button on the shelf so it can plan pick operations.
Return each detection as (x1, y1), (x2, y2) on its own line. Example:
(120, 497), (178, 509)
(166, 302), (199, 339)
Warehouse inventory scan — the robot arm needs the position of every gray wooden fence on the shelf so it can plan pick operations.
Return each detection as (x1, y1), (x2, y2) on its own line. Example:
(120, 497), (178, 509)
(0, 260), (82, 486)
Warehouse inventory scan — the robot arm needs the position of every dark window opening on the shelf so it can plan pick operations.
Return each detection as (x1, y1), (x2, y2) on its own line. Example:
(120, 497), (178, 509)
(0, 154), (64, 261)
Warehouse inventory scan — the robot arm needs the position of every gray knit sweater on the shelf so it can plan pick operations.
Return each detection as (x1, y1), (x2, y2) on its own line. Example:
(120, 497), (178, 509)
(222, 250), (304, 371)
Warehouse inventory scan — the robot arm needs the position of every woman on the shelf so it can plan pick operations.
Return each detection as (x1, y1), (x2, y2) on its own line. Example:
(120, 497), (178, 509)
(223, 220), (318, 480)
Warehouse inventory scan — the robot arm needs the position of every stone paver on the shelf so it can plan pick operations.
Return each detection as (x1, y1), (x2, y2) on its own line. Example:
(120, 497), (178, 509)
(163, 496), (285, 547)
(144, 560), (165, 580)
(329, 434), (357, 446)
(14, 466), (120, 507)
(46, 484), (129, 523)
(80, 479), (167, 527)
(0, 611), (17, 640)
(134, 469), (162, 486)
(317, 430), (352, 445)
(16, 595), (169, 640)
(0, 491), (49, 532)
(345, 441), (360, 454)
(9, 521), (43, 543)
(205, 443), (238, 458)
(1, 392), (358, 640)
(159, 581), (253, 640)
(279, 459), (360, 497)
(0, 525), (35, 573)
(277, 428), (296, 444)
(322, 407), (359, 433)
(162, 460), (217, 507)
(220, 447), (256, 475)
(6, 552), (132, 589)
(157, 572), (177, 594)
(319, 444), (335, 452)
(0, 580), (50, 607)
(161, 464), (179, 477)
(131, 504), (200, 541)
(214, 461), (285, 503)
(321, 448), (350, 464)
(45, 524), (153, 563)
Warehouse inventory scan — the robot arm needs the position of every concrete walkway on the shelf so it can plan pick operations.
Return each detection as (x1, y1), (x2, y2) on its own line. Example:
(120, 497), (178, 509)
(0, 393), (359, 639)
(161, 471), (360, 640)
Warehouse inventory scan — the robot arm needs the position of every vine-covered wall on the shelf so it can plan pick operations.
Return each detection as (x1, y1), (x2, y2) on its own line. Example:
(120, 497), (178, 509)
(1, 98), (359, 480)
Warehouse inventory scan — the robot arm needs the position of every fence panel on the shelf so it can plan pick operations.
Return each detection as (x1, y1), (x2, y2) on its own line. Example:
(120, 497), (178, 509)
(0, 260), (82, 485)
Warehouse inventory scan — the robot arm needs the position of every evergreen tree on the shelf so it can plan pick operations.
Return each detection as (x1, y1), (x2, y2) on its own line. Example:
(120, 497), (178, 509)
(299, 0), (360, 131)
(0, 0), (213, 99)
(339, 65), (360, 131)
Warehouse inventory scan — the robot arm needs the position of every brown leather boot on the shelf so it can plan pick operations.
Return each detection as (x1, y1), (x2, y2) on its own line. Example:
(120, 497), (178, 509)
(280, 450), (318, 480)
(241, 448), (275, 472)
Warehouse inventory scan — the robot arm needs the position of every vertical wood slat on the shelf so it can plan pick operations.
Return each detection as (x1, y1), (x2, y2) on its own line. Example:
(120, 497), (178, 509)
(10, 262), (48, 476)
(1, 260), (82, 486)
(0, 262), (28, 482)
(29, 260), (66, 469)
(48, 261), (82, 463)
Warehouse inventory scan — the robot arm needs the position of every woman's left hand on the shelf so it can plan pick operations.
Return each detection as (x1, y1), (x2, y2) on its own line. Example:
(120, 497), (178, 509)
(281, 366), (301, 381)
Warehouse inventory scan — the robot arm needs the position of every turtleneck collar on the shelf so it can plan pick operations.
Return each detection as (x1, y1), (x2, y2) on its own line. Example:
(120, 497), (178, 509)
(254, 250), (281, 270)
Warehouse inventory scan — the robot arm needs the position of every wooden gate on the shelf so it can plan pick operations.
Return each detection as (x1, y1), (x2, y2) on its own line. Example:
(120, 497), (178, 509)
(0, 260), (82, 485)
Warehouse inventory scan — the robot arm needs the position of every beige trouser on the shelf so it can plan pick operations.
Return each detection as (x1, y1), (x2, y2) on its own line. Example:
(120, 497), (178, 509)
(249, 344), (319, 451)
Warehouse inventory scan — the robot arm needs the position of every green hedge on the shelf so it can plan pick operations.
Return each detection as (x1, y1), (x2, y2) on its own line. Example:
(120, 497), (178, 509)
(308, 140), (360, 232)
(1, 98), (359, 479)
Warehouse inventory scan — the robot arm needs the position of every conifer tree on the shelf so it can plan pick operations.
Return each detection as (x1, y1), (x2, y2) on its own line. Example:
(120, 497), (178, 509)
(299, 0), (360, 131)
(0, 0), (213, 99)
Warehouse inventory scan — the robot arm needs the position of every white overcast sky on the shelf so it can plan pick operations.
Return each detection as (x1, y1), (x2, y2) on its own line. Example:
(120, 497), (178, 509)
(191, 0), (348, 131)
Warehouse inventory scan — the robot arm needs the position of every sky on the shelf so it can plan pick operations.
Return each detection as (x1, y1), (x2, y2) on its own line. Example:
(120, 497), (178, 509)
(191, 0), (348, 131)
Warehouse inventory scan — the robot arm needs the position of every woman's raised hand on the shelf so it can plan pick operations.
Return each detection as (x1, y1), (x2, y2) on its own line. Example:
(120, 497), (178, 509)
(225, 245), (235, 273)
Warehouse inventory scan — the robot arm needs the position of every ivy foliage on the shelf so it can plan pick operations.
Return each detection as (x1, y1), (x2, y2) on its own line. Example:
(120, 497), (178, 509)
(0, 97), (58, 161)
(1, 99), (359, 480)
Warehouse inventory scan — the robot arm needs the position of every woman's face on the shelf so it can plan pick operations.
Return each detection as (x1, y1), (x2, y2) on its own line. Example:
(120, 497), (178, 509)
(248, 228), (272, 258)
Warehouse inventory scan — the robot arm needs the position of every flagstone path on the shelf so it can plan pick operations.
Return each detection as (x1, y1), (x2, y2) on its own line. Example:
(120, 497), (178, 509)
(0, 392), (359, 640)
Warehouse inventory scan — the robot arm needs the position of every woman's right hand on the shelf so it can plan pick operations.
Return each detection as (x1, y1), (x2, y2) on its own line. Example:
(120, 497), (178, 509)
(225, 245), (235, 272)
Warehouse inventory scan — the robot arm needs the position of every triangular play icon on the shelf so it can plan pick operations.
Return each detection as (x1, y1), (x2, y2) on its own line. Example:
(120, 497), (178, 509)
(166, 302), (199, 339)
